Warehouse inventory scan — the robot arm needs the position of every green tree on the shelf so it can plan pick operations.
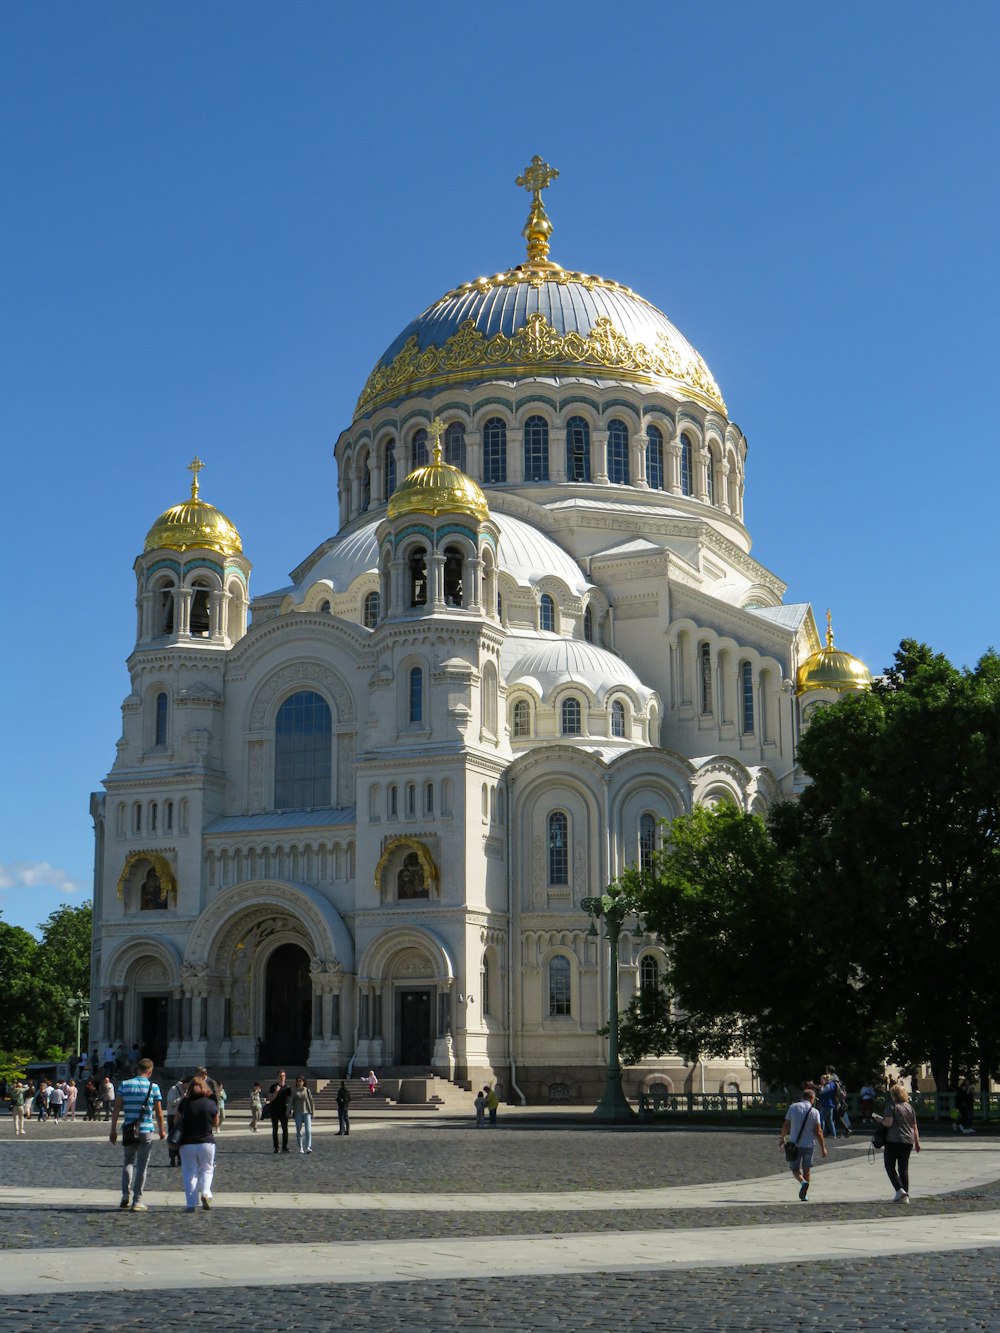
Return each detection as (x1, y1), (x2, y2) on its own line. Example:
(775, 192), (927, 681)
(0, 920), (42, 1050)
(0, 902), (92, 1057)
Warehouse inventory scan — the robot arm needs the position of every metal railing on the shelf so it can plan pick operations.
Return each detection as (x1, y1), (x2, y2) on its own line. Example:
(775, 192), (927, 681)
(637, 1089), (1000, 1122)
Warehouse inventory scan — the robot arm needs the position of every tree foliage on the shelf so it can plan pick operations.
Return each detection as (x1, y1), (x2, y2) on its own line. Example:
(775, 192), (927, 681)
(0, 901), (92, 1057)
(619, 641), (1000, 1088)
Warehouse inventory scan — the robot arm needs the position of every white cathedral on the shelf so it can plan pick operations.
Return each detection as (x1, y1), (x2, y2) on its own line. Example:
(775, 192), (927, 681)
(89, 159), (871, 1102)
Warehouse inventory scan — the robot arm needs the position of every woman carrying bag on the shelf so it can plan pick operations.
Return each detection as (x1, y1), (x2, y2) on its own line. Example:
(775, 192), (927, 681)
(879, 1081), (921, 1204)
(174, 1075), (219, 1211)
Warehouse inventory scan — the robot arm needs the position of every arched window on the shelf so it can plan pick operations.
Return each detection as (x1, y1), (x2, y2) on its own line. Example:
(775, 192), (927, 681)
(539, 593), (555, 633)
(157, 583), (175, 635)
(561, 696), (582, 735)
(408, 666), (424, 725)
(383, 438), (396, 498)
(363, 590), (380, 629)
(411, 427), (428, 468)
(705, 449), (715, 503)
(406, 783), (416, 816)
(481, 953), (492, 1016)
(512, 698), (531, 738)
(646, 425), (664, 489)
(548, 812), (569, 885)
(443, 545), (464, 607)
(523, 415), (549, 482)
(189, 580), (211, 636)
(274, 690), (332, 810)
(424, 781), (434, 815)
(360, 455), (371, 512)
(565, 416), (591, 482)
(583, 605), (593, 642)
(610, 699), (626, 737)
(388, 784), (398, 818)
(640, 954), (659, 993)
(680, 433), (694, 496)
(409, 547), (427, 607)
(319, 600), (331, 613)
(444, 421), (466, 471)
(607, 418), (630, 484)
(154, 692), (168, 746)
(164, 800), (174, 832)
(639, 812), (657, 871)
(482, 417), (507, 483)
(548, 955), (571, 1015)
(741, 661), (755, 734)
(700, 643), (713, 715)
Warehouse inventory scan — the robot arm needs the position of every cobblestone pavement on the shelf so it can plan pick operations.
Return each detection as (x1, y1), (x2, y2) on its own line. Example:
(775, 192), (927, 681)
(4, 1121), (1000, 1328)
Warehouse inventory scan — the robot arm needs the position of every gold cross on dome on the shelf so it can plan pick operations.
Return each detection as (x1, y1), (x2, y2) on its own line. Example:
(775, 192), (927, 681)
(826, 608), (834, 648)
(188, 455), (204, 499)
(516, 155), (559, 204)
(428, 417), (445, 463)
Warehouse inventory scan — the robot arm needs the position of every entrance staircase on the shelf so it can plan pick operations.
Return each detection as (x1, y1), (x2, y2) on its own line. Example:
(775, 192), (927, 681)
(173, 1066), (473, 1115)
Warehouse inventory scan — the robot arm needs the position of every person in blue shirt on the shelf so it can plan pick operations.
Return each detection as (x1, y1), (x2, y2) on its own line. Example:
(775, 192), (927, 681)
(110, 1058), (165, 1211)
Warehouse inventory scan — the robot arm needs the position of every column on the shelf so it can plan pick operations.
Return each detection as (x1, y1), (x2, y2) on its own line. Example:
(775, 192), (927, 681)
(667, 437), (682, 494)
(632, 432), (649, 489)
(371, 455), (384, 506)
(465, 430), (482, 481)
(428, 553), (445, 609)
(549, 427), (567, 482)
(312, 986), (324, 1041)
(507, 429), (524, 484)
(209, 590), (225, 640)
(389, 557), (404, 615)
(468, 556), (484, 610)
(697, 447), (711, 503)
(593, 430), (609, 484)
(176, 587), (193, 637)
(718, 459), (732, 514)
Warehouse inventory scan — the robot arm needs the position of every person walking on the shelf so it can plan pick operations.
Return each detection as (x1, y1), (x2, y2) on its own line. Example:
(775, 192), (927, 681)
(817, 1075), (838, 1138)
(101, 1076), (116, 1120)
(268, 1070), (292, 1153)
(66, 1080), (78, 1121)
(474, 1088), (486, 1128)
(165, 1077), (188, 1167)
(292, 1077), (315, 1153)
(336, 1080), (350, 1136)
(367, 1069), (379, 1096)
(250, 1082), (263, 1133)
(110, 1057), (166, 1212)
(48, 1082), (65, 1122)
(881, 1081), (921, 1203)
(175, 1074), (219, 1212)
(780, 1087), (828, 1201)
(216, 1082), (227, 1129)
(9, 1081), (26, 1136)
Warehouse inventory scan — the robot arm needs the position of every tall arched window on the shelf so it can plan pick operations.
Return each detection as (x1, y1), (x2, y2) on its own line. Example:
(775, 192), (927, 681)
(411, 428), (428, 468)
(482, 417), (507, 483)
(565, 416), (591, 481)
(646, 425), (664, 489)
(157, 582), (175, 635)
(512, 698), (531, 737)
(383, 439), (396, 498)
(408, 666), (424, 724)
(548, 955), (571, 1015)
(700, 643), (713, 715)
(523, 415), (549, 482)
(610, 699), (626, 737)
(443, 545), (464, 607)
(539, 593), (555, 632)
(444, 421), (466, 471)
(154, 691), (168, 746)
(561, 697), (582, 735)
(640, 954), (659, 993)
(639, 812), (657, 871)
(189, 580), (211, 636)
(741, 661), (755, 734)
(607, 418), (630, 484)
(583, 605), (594, 642)
(360, 454), (372, 512)
(274, 690), (332, 810)
(481, 953), (492, 1016)
(705, 449), (715, 503)
(363, 590), (380, 629)
(409, 547), (427, 607)
(548, 812), (569, 885)
(680, 433), (694, 496)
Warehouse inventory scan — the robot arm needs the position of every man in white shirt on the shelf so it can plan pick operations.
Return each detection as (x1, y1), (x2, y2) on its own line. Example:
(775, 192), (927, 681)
(780, 1087), (827, 1201)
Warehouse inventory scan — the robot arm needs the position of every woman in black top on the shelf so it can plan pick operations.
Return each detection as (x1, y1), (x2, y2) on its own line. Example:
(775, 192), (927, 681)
(175, 1075), (219, 1212)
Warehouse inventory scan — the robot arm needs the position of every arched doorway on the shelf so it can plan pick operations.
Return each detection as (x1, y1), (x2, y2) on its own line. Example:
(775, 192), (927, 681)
(261, 942), (311, 1065)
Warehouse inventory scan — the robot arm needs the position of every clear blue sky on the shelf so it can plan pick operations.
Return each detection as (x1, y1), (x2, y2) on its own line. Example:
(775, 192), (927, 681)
(3, 2), (998, 934)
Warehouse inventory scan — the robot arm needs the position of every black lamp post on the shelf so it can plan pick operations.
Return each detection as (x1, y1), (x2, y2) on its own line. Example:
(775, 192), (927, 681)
(582, 889), (637, 1122)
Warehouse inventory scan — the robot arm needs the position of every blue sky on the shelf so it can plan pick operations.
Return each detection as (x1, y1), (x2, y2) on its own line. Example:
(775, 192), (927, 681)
(3, 2), (998, 935)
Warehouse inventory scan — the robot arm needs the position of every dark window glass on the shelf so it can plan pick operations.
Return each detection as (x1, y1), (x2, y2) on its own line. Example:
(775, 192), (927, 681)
(646, 425), (664, 489)
(384, 439), (396, 498)
(565, 416), (591, 481)
(741, 661), (755, 734)
(640, 813), (657, 871)
(610, 700), (626, 737)
(548, 954), (571, 1015)
(523, 416), (549, 481)
(583, 605), (593, 642)
(700, 643), (713, 715)
(607, 419), (630, 484)
(154, 692), (168, 746)
(705, 450), (715, 503)
(409, 548), (427, 607)
(482, 417), (507, 483)
(482, 954), (492, 1015)
(561, 697), (582, 735)
(363, 591), (380, 628)
(274, 690), (332, 810)
(409, 666), (423, 724)
(539, 594), (555, 633)
(681, 434), (693, 496)
(512, 699), (531, 737)
(411, 428), (428, 468)
(444, 421), (466, 471)
(444, 546), (463, 607)
(640, 954), (659, 992)
(548, 813), (569, 885)
(361, 456), (371, 511)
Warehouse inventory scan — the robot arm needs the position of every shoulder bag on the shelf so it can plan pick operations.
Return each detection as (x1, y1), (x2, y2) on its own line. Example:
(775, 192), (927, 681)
(784, 1103), (814, 1161)
(872, 1103), (895, 1150)
(122, 1080), (153, 1146)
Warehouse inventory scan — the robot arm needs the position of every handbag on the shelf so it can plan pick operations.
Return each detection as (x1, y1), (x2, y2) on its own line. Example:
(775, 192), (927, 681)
(167, 1119), (184, 1148)
(872, 1104), (894, 1150)
(122, 1079), (153, 1146)
(783, 1101), (814, 1161)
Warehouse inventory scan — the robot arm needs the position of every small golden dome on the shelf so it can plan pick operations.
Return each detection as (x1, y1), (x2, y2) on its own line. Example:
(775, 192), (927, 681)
(144, 457), (243, 556)
(796, 611), (872, 695)
(386, 419), (489, 522)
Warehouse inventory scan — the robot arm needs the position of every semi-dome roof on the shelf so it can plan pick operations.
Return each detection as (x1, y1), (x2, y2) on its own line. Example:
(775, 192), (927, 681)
(144, 458), (242, 557)
(504, 636), (654, 705)
(796, 614), (872, 696)
(386, 420), (489, 522)
(354, 157), (725, 420)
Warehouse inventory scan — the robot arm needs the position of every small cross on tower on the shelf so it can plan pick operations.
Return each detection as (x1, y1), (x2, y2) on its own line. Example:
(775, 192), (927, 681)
(515, 155), (560, 268)
(428, 417), (446, 463)
(188, 456), (205, 499)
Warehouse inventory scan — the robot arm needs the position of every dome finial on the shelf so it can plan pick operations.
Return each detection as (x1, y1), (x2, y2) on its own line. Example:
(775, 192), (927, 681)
(428, 416), (445, 465)
(826, 607), (834, 649)
(515, 155), (560, 268)
(188, 455), (205, 500)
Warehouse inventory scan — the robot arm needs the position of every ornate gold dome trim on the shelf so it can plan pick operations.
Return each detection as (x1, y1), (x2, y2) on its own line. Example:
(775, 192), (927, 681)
(355, 312), (726, 419)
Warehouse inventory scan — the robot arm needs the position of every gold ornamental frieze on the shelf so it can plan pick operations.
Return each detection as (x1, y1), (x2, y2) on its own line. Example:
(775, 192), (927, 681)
(355, 312), (726, 419)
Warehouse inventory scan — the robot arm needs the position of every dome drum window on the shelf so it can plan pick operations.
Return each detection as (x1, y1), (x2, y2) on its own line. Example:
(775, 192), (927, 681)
(523, 416), (549, 482)
(646, 425), (664, 490)
(606, 419), (630, 485)
(560, 696), (582, 735)
(565, 416), (591, 482)
(482, 417), (507, 484)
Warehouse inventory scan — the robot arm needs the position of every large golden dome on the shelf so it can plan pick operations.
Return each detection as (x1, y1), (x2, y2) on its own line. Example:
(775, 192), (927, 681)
(796, 613), (872, 695)
(387, 420), (489, 522)
(144, 458), (243, 556)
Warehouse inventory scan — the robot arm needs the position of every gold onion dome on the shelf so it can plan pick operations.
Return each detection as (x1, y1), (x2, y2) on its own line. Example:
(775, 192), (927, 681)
(143, 457), (243, 556)
(387, 420), (489, 522)
(796, 611), (872, 695)
(354, 156), (725, 420)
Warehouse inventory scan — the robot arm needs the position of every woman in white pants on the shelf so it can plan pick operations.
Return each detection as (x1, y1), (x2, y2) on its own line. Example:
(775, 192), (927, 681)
(175, 1076), (219, 1211)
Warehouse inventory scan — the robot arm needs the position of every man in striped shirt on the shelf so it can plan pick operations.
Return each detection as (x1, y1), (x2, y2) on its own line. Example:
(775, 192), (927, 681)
(110, 1058), (165, 1211)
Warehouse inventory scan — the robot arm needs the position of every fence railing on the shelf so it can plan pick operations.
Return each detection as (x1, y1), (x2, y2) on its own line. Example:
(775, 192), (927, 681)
(637, 1089), (1000, 1122)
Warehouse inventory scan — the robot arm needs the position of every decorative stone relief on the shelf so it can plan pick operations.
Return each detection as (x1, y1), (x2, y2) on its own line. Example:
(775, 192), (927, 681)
(248, 661), (355, 729)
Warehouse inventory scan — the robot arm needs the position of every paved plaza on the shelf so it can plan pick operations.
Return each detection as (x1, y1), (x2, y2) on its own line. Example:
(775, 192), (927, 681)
(3, 1113), (1000, 1329)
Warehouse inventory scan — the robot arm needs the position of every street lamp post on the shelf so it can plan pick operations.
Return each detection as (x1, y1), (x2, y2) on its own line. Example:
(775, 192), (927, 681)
(71, 993), (89, 1061)
(582, 889), (637, 1123)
